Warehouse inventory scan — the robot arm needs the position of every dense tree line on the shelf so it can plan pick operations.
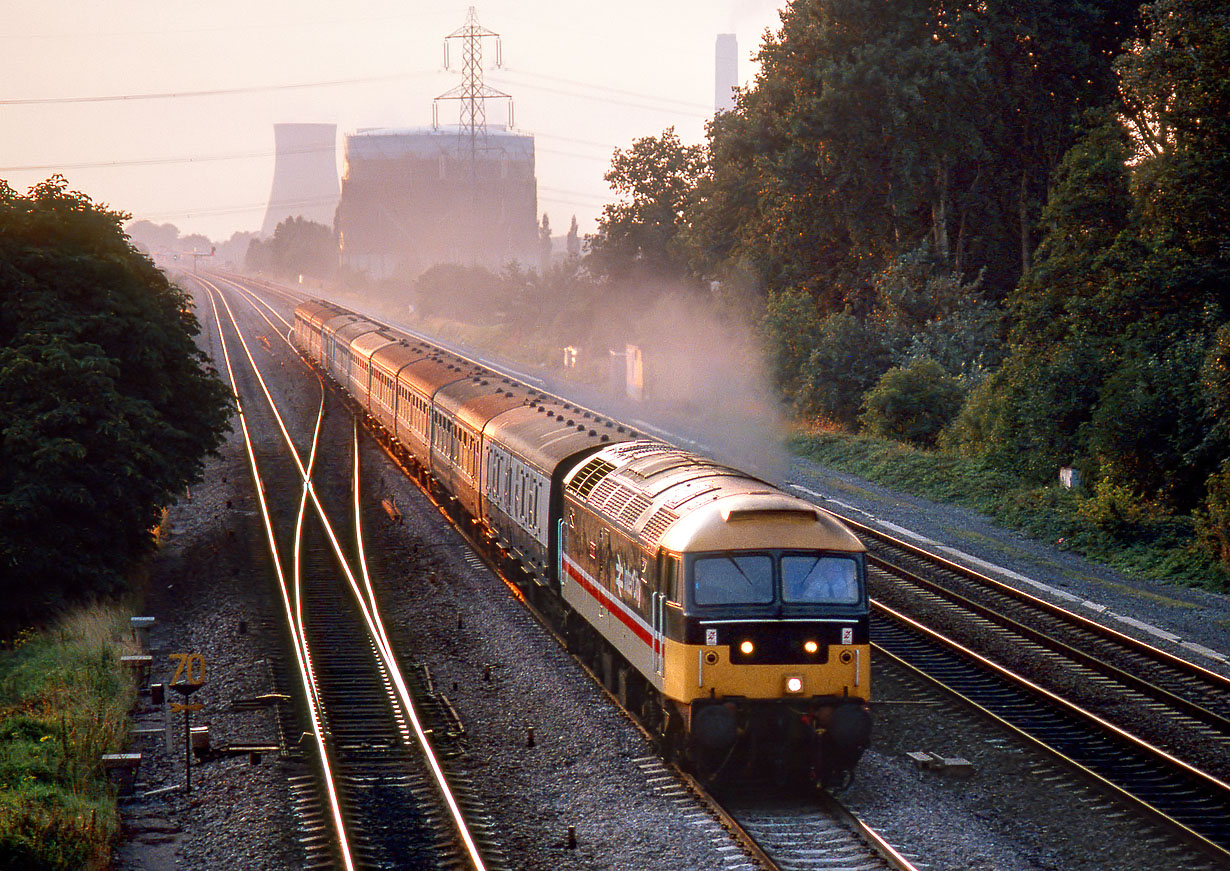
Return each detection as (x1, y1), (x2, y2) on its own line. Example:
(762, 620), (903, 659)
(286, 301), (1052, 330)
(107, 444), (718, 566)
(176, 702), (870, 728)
(246, 215), (337, 280)
(578, 0), (1230, 562)
(0, 178), (232, 633)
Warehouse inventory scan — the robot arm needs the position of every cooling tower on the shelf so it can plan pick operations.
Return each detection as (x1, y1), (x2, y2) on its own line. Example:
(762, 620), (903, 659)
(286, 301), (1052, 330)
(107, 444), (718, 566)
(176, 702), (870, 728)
(715, 34), (738, 113)
(260, 123), (341, 237)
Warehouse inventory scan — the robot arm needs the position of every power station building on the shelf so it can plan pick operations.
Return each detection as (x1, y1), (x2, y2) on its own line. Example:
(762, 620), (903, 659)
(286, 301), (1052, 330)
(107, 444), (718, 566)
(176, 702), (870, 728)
(336, 127), (538, 280)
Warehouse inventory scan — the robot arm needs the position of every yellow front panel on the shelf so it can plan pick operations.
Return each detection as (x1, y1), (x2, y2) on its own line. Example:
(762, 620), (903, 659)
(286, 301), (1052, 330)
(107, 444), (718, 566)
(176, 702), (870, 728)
(659, 639), (871, 704)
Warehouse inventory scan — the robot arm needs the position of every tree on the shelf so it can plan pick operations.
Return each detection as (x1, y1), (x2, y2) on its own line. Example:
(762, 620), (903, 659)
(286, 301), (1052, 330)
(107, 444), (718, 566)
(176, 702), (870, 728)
(688, 0), (1138, 311)
(245, 216), (336, 280)
(860, 358), (964, 445)
(796, 310), (895, 426)
(956, 0), (1230, 510)
(566, 215), (581, 257)
(538, 213), (552, 274)
(0, 177), (232, 632)
(586, 127), (707, 288)
(413, 263), (503, 321)
(125, 220), (183, 254)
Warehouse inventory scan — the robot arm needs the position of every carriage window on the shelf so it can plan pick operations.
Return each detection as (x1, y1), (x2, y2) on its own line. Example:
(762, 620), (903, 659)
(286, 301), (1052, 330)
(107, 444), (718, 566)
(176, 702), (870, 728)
(782, 555), (860, 604)
(692, 554), (774, 606)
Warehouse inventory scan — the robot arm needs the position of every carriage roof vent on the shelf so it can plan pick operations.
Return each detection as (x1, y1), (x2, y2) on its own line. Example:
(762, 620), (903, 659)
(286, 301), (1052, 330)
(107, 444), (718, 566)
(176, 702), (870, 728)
(567, 456), (616, 497)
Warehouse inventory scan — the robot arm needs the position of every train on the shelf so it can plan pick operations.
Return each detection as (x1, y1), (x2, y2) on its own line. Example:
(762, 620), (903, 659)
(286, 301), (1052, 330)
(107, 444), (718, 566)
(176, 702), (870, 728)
(292, 298), (872, 786)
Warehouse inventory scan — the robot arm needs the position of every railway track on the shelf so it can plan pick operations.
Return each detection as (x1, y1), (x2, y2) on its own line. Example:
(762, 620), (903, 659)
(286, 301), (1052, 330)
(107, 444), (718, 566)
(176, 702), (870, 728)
(198, 277), (502, 871)
(837, 521), (1230, 862)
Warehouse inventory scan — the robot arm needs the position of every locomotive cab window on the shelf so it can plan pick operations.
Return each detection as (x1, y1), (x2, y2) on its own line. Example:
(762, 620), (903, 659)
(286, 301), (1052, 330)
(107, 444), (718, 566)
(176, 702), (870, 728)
(782, 554), (861, 605)
(692, 554), (774, 606)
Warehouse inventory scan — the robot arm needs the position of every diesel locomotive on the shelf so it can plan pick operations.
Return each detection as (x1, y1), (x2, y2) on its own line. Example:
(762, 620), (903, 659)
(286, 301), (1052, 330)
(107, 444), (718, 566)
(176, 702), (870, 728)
(293, 298), (871, 785)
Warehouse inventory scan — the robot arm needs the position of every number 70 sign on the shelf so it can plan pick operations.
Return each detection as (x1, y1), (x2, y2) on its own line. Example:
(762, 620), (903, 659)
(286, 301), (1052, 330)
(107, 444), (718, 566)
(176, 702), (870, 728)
(169, 652), (206, 689)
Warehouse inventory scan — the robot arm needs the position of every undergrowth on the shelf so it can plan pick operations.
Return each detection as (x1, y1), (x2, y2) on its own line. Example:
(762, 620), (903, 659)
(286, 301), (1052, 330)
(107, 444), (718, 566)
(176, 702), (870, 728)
(0, 605), (138, 870)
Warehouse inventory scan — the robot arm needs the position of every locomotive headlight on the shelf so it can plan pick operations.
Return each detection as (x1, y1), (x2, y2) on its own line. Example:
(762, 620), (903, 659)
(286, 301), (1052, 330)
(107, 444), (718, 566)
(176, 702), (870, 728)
(739, 640), (755, 656)
(784, 675), (804, 694)
(803, 640), (819, 655)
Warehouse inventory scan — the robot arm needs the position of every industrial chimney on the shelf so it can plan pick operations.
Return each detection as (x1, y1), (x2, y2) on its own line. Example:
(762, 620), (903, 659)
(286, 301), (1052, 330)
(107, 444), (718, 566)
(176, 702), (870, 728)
(260, 123), (340, 237)
(715, 34), (737, 113)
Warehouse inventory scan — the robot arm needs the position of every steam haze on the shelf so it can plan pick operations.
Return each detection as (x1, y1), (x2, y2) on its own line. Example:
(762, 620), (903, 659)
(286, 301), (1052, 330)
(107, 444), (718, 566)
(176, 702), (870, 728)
(620, 293), (790, 482)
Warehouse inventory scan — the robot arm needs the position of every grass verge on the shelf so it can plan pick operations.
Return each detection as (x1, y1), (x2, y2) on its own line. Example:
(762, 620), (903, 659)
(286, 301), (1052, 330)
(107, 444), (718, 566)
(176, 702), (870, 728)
(0, 604), (138, 871)
(790, 429), (1230, 593)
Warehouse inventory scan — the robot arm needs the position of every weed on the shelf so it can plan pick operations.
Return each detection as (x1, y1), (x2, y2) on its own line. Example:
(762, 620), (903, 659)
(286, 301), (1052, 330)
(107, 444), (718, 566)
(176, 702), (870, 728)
(0, 604), (136, 870)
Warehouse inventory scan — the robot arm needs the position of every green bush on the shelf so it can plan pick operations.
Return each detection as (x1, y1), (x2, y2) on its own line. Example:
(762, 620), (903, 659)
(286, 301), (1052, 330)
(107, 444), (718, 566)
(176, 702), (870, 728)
(791, 428), (1229, 591)
(0, 605), (135, 871)
(1076, 479), (1166, 535)
(859, 358), (963, 446)
(1196, 460), (1230, 567)
(795, 310), (895, 426)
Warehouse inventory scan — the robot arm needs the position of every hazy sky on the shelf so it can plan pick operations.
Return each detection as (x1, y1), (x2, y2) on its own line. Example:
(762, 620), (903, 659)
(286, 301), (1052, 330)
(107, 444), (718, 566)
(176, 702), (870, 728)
(2, 1), (786, 242)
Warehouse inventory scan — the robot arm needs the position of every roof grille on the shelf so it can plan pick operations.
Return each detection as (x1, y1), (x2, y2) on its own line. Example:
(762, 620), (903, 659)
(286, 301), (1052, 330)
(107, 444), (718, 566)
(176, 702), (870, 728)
(640, 507), (679, 549)
(618, 493), (653, 528)
(590, 477), (620, 505)
(609, 441), (674, 461)
(567, 457), (615, 497)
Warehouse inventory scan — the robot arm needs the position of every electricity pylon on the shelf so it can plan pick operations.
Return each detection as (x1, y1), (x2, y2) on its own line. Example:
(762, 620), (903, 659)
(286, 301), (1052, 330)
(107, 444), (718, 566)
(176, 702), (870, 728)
(433, 6), (513, 170)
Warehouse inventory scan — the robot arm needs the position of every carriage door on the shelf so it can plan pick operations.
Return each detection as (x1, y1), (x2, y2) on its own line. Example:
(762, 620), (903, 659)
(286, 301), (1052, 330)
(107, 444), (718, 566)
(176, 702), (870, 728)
(652, 553), (679, 679)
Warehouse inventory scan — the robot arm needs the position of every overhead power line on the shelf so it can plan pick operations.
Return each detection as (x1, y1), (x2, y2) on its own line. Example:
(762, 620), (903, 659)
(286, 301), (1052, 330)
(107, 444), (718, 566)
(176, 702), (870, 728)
(0, 72), (429, 106)
(0, 145), (329, 173)
(488, 75), (709, 119)
(133, 195), (340, 223)
(498, 67), (711, 113)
